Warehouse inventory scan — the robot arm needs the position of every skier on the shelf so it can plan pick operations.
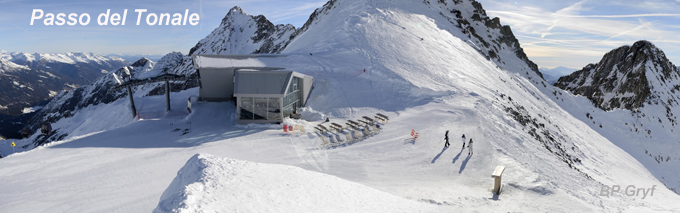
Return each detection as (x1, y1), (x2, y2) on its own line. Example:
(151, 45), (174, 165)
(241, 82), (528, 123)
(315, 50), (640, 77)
(468, 138), (474, 155)
(444, 130), (450, 147)
(461, 134), (466, 149)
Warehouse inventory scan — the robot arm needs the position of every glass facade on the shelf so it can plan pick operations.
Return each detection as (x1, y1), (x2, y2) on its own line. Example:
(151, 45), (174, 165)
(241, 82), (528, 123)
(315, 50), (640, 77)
(239, 97), (282, 121)
(239, 97), (254, 120)
(283, 77), (301, 118)
(238, 77), (303, 122)
(268, 97), (281, 120)
(253, 97), (268, 120)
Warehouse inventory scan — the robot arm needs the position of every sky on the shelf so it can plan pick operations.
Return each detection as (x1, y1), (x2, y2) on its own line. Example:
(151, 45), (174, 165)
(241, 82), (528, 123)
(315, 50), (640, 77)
(479, 0), (680, 69)
(0, 0), (326, 56)
(1, 0), (679, 70)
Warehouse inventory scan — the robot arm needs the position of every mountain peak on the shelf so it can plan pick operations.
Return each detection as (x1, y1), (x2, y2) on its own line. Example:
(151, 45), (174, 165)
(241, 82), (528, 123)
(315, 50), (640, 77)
(228, 6), (246, 15)
(188, 6), (297, 56)
(555, 40), (679, 111)
(633, 40), (654, 48)
(131, 57), (151, 67)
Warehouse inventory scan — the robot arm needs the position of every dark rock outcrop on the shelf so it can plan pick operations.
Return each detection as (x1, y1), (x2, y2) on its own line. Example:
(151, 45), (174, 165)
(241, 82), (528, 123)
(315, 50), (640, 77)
(555, 40), (679, 111)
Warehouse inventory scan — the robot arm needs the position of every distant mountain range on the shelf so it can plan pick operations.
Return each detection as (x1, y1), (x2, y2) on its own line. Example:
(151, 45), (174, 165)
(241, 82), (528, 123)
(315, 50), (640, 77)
(0, 51), (128, 116)
(539, 66), (577, 84)
(0, 51), (129, 138)
(107, 54), (165, 63)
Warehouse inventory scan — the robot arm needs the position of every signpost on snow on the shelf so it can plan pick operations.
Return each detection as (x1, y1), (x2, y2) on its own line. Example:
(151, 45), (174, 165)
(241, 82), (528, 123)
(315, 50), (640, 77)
(11, 141), (16, 154)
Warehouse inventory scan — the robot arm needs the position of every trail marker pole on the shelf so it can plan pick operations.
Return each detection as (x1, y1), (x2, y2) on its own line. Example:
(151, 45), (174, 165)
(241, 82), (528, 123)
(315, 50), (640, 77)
(11, 141), (16, 154)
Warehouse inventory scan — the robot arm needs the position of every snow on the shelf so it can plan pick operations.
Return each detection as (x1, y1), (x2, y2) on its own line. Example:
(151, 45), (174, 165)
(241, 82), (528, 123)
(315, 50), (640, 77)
(0, 51), (128, 66)
(154, 153), (439, 213)
(22, 106), (43, 114)
(188, 7), (296, 56)
(0, 59), (30, 72)
(134, 52), (183, 80)
(546, 43), (680, 194)
(1, 0), (679, 212)
(193, 56), (268, 68)
(48, 90), (58, 97)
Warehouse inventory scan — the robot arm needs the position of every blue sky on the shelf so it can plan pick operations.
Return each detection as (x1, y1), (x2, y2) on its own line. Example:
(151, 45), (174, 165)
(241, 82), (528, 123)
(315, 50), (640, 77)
(1, 0), (679, 70)
(0, 0), (326, 55)
(480, 0), (680, 69)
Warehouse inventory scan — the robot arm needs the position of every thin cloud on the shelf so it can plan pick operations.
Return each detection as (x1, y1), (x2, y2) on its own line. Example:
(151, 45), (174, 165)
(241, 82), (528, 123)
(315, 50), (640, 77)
(482, 0), (680, 68)
(267, 1), (326, 23)
(563, 13), (680, 18)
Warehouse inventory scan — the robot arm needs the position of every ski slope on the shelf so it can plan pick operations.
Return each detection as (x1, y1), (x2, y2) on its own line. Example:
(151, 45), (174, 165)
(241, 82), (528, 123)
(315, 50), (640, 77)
(1, 0), (680, 212)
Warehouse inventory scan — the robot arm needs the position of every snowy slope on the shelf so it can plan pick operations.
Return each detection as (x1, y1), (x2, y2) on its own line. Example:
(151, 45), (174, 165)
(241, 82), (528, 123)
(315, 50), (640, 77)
(0, 59), (29, 73)
(9, 57), (159, 150)
(0, 51), (128, 115)
(550, 41), (680, 193)
(155, 154), (439, 213)
(0, 51), (127, 67)
(1, 0), (679, 212)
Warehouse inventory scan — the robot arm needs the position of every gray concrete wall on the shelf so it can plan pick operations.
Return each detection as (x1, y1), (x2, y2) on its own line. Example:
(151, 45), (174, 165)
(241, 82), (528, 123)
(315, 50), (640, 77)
(301, 75), (314, 106)
(199, 68), (234, 101)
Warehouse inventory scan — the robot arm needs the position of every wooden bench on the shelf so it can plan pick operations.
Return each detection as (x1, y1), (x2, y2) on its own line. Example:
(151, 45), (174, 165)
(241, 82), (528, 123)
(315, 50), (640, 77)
(317, 124), (329, 132)
(374, 116), (386, 123)
(362, 116), (375, 123)
(376, 113), (389, 121)
(492, 166), (506, 195)
(358, 119), (371, 125)
(331, 123), (344, 130)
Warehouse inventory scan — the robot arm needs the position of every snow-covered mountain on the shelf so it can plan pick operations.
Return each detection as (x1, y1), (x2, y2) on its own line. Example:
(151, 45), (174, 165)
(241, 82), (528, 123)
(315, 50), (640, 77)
(550, 40), (680, 193)
(19, 54), (187, 148)
(13, 5), (297, 145)
(107, 54), (164, 63)
(2, 0), (679, 212)
(554, 40), (678, 111)
(0, 51), (126, 68)
(169, 6), (299, 78)
(188, 7), (296, 56)
(0, 51), (128, 116)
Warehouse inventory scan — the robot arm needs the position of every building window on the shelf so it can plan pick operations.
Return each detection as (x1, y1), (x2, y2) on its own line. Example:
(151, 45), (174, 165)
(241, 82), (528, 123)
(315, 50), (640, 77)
(239, 97), (254, 120)
(283, 77), (301, 118)
(253, 97), (268, 120)
(268, 97), (281, 120)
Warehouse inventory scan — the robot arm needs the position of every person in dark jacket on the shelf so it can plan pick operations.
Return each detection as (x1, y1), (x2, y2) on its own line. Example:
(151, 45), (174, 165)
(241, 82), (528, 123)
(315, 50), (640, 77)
(461, 134), (466, 149)
(444, 130), (450, 147)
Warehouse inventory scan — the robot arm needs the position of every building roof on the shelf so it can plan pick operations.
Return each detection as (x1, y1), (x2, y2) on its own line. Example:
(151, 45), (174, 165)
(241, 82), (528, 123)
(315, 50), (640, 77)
(192, 54), (288, 70)
(234, 71), (293, 96)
